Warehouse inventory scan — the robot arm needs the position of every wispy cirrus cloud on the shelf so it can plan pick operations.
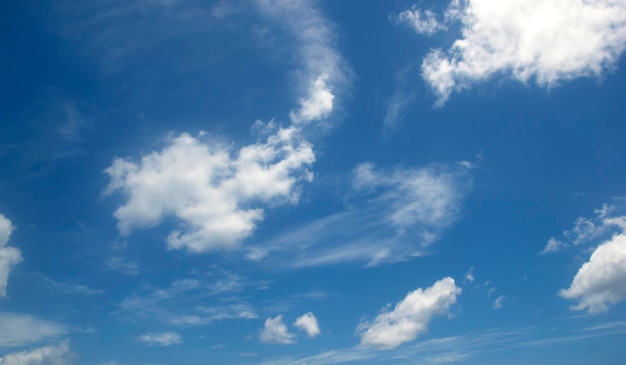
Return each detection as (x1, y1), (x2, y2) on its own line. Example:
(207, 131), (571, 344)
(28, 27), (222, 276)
(0, 312), (66, 348)
(40, 275), (103, 296)
(105, 256), (139, 275)
(259, 322), (626, 365)
(117, 276), (259, 326)
(0, 342), (75, 365)
(137, 332), (182, 347)
(247, 161), (472, 268)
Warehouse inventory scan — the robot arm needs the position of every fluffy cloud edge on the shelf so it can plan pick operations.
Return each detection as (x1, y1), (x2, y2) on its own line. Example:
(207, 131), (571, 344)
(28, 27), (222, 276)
(0, 213), (23, 297)
(260, 315), (296, 345)
(294, 312), (320, 338)
(398, 0), (626, 105)
(357, 277), (461, 349)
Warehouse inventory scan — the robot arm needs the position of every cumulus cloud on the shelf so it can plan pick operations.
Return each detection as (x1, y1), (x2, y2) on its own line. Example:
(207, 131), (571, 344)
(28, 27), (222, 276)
(105, 129), (314, 253)
(560, 232), (626, 313)
(294, 312), (320, 338)
(0, 313), (67, 348)
(105, 0), (348, 253)
(137, 332), (182, 347)
(260, 315), (295, 345)
(0, 214), (22, 297)
(0, 342), (75, 365)
(401, 0), (626, 105)
(357, 277), (461, 349)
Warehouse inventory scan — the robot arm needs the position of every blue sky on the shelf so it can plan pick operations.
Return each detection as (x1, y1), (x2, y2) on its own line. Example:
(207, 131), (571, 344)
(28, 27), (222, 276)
(2, 0), (626, 364)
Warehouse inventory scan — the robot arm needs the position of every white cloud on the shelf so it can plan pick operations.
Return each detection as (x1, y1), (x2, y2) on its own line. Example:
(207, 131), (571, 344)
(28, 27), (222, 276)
(397, 7), (445, 36)
(357, 277), (461, 349)
(0, 342), (75, 365)
(294, 312), (320, 338)
(493, 295), (505, 309)
(353, 162), (468, 236)
(560, 232), (626, 313)
(106, 0), (348, 254)
(402, 0), (626, 105)
(260, 315), (295, 345)
(543, 204), (622, 254)
(256, 0), (349, 126)
(541, 237), (564, 255)
(118, 278), (258, 326)
(137, 332), (182, 347)
(0, 313), (66, 347)
(246, 162), (472, 268)
(0, 214), (22, 297)
(105, 129), (315, 253)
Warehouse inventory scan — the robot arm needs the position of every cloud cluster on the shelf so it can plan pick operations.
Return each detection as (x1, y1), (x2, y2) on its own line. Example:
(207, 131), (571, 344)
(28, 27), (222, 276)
(542, 204), (617, 254)
(357, 277), (461, 349)
(105, 129), (314, 253)
(400, 0), (626, 105)
(137, 332), (182, 347)
(0, 343), (75, 365)
(260, 315), (296, 345)
(552, 204), (626, 313)
(294, 312), (320, 338)
(560, 231), (626, 313)
(105, 0), (348, 254)
(260, 312), (320, 344)
(0, 214), (22, 297)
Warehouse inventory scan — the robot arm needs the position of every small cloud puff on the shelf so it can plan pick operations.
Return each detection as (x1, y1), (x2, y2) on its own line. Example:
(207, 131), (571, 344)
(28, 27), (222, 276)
(294, 312), (320, 338)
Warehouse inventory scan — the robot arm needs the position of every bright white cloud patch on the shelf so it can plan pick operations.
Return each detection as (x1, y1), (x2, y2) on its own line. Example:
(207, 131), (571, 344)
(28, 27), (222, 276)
(0, 214), (22, 297)
(105, 130), (314, 253)
(294, 312), (320, 338)
(358, 277), (461, 349)
(0, 342), (74, 365)
(560, 232), (626, 313)
(0, 313), (66, 347)
(401, 0), (626, 105)
(137, 332), (182, 347)
(260, 315), (295, 345)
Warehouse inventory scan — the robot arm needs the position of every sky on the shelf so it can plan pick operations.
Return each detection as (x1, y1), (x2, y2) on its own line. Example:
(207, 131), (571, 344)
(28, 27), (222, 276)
(1, 0), (626, 364)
